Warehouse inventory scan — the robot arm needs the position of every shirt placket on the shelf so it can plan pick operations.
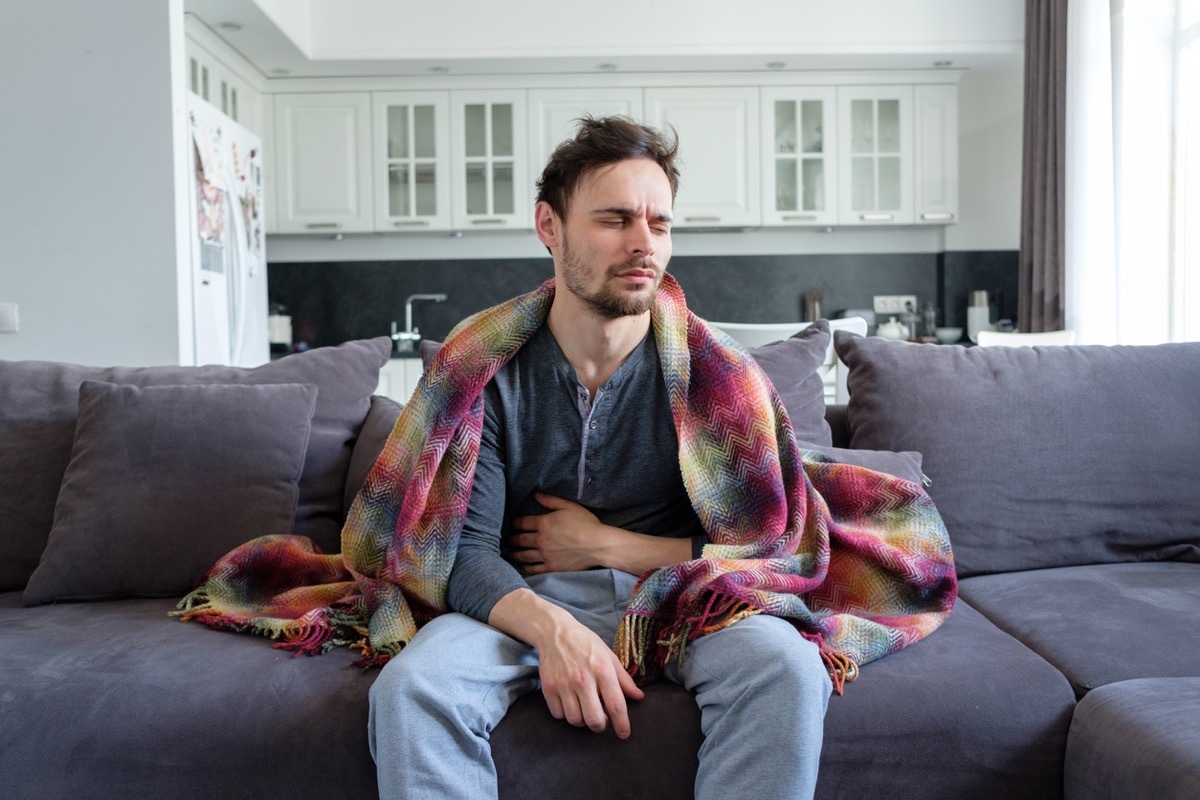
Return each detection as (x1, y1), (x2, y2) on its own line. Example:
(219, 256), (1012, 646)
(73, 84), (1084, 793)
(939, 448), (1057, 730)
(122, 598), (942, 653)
(574, 383), (604, 501)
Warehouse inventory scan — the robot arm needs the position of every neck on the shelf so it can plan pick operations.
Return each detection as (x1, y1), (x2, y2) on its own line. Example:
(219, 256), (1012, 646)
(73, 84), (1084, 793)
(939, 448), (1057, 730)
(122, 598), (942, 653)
(546, 292), (651, 397)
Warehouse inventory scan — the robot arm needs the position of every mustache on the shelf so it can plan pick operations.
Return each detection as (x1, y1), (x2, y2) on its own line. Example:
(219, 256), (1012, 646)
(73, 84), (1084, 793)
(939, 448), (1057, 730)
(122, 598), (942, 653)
(607, 258), (661, 277)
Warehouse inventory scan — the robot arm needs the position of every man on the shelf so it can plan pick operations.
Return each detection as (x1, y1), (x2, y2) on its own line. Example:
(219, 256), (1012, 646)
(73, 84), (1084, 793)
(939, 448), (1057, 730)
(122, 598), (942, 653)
(367, 117), (833, 799)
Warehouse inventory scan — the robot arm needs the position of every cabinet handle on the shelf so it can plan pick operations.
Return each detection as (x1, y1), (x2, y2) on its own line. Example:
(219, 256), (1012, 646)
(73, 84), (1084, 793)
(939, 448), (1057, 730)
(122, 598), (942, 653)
(920, 212), (955, 221)
(305, 222), (343, 230)
(470, 218), (507, 226)
(393, 220), (431, 227)
(782, 214), (818, 222)
(684, 216), (722, 223)
(859, 213), (894, 222)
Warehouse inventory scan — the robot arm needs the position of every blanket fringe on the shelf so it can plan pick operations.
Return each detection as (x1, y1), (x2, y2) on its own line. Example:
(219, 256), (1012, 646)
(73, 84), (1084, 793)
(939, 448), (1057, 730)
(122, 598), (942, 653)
(819, 648), (859, 696)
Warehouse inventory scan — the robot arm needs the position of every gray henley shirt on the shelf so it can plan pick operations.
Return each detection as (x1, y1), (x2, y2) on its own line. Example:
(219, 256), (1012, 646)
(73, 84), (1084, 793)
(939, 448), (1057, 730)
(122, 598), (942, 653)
(445, 322), (707, 622)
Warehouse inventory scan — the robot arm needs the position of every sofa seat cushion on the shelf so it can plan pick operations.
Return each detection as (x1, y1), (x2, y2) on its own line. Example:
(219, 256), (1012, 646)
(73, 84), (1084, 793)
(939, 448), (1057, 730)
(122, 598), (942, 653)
(1065, 678), (1200, 800)
(0, 338), (392, 592)
(0, 591), (380, 800)
(959, 562), (1200, 698)
(493, 601), (1076, 800)
(833, 334), (1200, 577)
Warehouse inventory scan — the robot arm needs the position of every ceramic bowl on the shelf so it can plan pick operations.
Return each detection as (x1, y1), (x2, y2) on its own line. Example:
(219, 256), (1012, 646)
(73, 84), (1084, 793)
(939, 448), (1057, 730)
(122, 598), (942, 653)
(934, 326), (964, 344)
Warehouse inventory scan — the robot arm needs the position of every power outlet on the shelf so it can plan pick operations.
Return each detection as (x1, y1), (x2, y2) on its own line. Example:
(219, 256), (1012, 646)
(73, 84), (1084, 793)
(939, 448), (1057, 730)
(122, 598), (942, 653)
(872, 295), (918, 315)
(0, 302), (18, 333)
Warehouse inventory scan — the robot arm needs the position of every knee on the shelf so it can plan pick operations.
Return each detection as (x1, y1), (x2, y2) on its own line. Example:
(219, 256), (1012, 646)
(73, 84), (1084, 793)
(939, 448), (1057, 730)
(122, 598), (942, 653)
(718, 617), (833, 703)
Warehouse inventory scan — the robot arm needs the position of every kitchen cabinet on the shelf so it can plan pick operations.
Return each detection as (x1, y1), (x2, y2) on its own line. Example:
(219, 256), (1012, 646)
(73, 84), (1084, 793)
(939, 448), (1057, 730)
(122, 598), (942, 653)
(914, 84), (959, 224)
(450, 91), (530, 229)
(373, 92), (452, 231)
(273, 93), (374, 234)
(184, 31), (262, 135)
(376, 358), (425, 404)
(836, 85), (914, 225)
(527, 88), (645, 191)
(760, 87), (838, 226)
(645, 88), (760, 228)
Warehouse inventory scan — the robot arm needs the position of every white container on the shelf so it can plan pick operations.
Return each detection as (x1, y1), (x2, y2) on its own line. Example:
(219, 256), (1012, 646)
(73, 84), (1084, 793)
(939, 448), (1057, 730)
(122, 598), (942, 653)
(967, 305), (994, 343)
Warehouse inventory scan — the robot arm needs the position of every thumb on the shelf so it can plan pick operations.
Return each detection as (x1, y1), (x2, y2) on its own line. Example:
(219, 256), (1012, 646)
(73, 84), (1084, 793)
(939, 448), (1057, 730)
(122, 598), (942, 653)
(616, 663), (645, 700)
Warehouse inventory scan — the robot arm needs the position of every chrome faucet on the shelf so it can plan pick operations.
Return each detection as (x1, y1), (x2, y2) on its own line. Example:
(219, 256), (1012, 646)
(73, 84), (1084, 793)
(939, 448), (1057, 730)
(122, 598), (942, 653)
(391, 293), (448, 351)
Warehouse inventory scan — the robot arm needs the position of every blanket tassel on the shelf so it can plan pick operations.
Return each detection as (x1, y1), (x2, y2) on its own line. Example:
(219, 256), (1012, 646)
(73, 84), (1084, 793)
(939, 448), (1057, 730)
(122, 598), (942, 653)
(821, 649), (859, 696)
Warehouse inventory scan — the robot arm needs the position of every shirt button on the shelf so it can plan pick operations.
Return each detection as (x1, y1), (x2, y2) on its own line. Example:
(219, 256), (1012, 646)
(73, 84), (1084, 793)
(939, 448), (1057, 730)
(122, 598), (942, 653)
(589, 420), (598, 429)
(587, 451), (597, 460)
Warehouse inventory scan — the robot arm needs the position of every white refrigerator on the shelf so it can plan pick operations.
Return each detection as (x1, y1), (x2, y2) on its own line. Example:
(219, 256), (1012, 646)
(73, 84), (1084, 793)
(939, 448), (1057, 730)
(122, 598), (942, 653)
(188, 95), (269, 367)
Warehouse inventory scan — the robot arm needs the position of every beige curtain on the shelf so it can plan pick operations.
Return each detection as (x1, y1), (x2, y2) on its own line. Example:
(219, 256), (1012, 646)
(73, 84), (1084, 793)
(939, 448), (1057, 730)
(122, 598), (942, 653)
(1018, 0), (1068, 333)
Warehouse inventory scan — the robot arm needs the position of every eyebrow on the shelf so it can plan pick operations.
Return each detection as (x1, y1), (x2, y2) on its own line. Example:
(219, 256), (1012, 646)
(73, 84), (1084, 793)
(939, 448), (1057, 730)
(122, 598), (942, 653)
(590, 206), (674, 224)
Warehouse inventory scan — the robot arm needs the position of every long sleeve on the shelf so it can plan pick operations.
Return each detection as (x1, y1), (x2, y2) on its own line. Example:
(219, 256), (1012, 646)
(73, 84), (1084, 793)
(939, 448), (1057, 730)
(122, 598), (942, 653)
(446, 385), (526, 622)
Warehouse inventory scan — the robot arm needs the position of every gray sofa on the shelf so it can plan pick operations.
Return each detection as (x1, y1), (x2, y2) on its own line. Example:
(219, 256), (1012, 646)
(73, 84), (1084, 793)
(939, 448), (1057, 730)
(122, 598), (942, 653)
(1, 326), (1197, 800)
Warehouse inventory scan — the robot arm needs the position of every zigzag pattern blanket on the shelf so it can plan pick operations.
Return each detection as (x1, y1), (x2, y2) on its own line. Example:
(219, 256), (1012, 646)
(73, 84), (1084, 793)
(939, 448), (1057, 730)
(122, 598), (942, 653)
(177, 274), (957, 691)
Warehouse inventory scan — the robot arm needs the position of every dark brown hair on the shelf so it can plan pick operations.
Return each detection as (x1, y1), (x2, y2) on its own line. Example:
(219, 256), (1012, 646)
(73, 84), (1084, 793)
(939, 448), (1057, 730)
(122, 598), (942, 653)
(535, 115), (680, 219)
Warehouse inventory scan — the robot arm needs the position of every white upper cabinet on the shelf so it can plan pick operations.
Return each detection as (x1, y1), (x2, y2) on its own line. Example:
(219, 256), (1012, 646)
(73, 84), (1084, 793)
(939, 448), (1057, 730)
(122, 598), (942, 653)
(760, 87), (838, 226)
(273, 93), (373, 234)
(527, 88), (645, 205)
(837, 85), (915, 225)
(450, 90), (530, 229)
(373, 92), (452, 231)
(914, 84), (959, 224)
(645, 88), (761, 228)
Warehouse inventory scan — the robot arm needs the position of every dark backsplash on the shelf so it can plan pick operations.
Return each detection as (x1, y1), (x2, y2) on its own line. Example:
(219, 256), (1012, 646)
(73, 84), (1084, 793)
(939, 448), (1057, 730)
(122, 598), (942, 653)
(268, 251), (1017, 350)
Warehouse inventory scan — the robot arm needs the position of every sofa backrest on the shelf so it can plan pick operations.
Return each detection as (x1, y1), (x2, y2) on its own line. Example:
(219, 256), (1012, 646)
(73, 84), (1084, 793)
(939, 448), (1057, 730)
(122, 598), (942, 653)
(834, 333), (1200, 577)
(0, 338), (391, 592)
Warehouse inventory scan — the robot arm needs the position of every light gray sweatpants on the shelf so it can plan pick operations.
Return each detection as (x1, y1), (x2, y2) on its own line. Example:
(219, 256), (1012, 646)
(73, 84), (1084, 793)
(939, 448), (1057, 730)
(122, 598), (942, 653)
(368, 569), (831, 800)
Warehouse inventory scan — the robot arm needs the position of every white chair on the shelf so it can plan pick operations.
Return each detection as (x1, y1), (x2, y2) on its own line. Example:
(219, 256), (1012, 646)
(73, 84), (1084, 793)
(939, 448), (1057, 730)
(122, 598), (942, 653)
(708, 318), (868, 404)
(975, 329), (1076, 347)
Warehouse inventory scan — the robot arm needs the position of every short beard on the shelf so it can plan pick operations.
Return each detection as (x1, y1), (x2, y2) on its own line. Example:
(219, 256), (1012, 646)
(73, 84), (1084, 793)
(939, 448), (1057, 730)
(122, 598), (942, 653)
(560, 236), (660, 320)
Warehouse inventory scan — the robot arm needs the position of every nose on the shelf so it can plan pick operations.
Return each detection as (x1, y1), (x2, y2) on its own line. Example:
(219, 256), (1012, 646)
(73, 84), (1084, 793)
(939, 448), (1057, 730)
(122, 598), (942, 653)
(625, 220), (655, 258)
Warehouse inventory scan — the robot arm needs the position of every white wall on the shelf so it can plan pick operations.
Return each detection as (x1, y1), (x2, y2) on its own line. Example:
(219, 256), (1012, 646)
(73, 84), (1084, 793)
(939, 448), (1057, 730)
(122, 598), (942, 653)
(0, 0), (191, 366)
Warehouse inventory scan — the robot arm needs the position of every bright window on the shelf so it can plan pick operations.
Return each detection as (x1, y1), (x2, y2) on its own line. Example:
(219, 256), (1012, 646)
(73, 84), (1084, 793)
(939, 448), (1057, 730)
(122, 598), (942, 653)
(1176, 8), (1200, 340)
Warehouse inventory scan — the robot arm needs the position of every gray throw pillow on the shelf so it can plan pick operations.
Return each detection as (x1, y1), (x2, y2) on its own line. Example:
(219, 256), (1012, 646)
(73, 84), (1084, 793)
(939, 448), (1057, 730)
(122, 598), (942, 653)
(802, 445), (925, 486)
(0, 337), (391, 591)
(23, 381), (317, 604)
(833, 332), (1200, 577)
(421, 321), (833, 447)
(747, 320), (833, 447)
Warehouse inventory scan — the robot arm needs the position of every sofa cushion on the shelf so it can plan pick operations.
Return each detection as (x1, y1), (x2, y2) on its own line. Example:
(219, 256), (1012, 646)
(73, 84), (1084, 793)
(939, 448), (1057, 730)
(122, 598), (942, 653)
(494, 600), (1076, 800)
(959, 562), (1200, 697)
(1064, 678), (1200, 800)
(833, 334), (1200, 576)
(802, 445), (924, 485)
(22, 381), (317, 604)
(0, 338), (392, 591)
(746, 319), (832, 446)
(0, 592), (381, 800)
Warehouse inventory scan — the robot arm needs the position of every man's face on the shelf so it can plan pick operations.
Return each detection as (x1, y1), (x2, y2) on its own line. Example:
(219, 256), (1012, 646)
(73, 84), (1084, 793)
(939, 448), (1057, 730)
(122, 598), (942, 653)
(551, 158), (674, 319)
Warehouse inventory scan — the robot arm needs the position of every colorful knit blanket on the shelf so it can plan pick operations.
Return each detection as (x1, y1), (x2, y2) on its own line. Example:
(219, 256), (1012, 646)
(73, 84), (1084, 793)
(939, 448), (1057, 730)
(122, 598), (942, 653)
(177, 274), (957, 691)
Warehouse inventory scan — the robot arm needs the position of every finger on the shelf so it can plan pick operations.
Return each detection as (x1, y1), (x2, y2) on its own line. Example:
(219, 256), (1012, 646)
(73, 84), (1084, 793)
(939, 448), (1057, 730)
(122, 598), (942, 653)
(506, 533), (538, 549)
(543, 687), (564, 721)
(597, 673), (631, 739)
(559, 690), (586, 728)
(508, 548), (540, 564)
(576, 685), (609, 734)
(533, 491), (573, 510)
(616, 664), (646, 702)
(510, 515), (540, 532)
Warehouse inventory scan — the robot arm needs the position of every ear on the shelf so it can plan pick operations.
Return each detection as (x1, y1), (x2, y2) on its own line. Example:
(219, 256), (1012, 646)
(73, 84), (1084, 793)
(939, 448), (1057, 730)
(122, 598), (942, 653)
(534, 201), (562, 249)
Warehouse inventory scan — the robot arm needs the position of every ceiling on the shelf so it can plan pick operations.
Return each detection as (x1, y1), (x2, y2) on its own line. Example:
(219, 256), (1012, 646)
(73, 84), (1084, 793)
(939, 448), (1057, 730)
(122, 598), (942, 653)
(180, 0), (1022, 81)
(183, 0), (1024, 81)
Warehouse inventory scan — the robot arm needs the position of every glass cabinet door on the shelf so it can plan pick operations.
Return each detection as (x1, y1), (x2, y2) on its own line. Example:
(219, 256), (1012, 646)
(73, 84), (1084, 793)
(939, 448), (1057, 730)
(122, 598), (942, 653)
(452, 91), (529, 228)
(761, 87), (837, 226)
(837, 86), (914, 224)
(373, 92), (451, 230)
